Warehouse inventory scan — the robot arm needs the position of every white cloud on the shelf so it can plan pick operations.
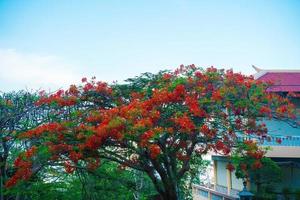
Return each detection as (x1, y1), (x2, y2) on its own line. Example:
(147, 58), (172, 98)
(0, 49), (81, 92)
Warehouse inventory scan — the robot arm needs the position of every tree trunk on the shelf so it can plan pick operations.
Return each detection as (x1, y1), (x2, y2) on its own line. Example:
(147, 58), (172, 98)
(150, 174), (179, 200)
(146, 169), (180, 200)
(256, 174), (262, 197)
(0, 150), (8, 200)
(161, 184), (178, 200)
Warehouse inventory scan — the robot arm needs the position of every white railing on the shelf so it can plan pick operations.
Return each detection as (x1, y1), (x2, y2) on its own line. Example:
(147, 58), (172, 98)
(192, 184), (239, 200)
(237, 135), (300, 146)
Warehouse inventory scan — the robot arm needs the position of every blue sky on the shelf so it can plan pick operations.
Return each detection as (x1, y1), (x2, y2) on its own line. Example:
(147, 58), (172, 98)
(0, 0), (300, 92)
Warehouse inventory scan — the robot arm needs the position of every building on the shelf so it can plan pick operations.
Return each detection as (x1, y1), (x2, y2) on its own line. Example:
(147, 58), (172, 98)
(193, 66), (300, 200)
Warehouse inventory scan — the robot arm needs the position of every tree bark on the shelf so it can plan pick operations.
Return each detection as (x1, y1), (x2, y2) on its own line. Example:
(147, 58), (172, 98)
(161, 181), (178, 200)
(146, 168), (179, 200)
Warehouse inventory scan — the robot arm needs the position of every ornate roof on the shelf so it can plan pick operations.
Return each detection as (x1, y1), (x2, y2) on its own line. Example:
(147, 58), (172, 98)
(252, 65), (300, 92)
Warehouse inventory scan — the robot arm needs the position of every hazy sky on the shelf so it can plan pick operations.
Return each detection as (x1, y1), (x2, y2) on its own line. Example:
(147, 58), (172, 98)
(1, 0), (300, 92)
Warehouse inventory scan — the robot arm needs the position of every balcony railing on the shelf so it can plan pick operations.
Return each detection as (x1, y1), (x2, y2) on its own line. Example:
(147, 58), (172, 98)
(192, 184), (239, 200)
(237, 135), (300, 147)
(261, 136), (300, 146)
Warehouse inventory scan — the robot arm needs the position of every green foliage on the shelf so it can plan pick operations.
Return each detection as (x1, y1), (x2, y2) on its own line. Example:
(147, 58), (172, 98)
(5, 160), (156, 200)
(179, 156), (210, 200)
(4, 66), (297, 200)
(231, 142), (282, 198)
(78, 160), (157, 200)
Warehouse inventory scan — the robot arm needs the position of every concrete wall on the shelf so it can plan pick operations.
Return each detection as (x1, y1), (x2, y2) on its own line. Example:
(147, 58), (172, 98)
(279, 166), (300, 190)
(264, 119), (300, 136)
(215, 160), (243, 191)
(231, 171), (243, 191)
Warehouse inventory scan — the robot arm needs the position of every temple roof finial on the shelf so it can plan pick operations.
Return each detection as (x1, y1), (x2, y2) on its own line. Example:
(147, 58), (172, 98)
(252, 65), (262, 72)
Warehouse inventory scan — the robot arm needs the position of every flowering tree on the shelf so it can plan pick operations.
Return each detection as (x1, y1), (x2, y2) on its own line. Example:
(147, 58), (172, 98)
(7, 65), (296, 200)
(230, 140), (282, 197)
(0, 91), (47, 200)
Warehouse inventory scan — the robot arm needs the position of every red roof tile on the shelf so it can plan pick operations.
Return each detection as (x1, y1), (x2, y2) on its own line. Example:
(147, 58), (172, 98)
(258, 72), (300, 92)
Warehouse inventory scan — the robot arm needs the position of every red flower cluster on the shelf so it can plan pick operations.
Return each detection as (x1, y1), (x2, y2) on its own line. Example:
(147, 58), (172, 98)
(140, 130), (155, 147)
(185, 96), (206, 117)
(212, 90), (222, 102)
(276, 138), (282, 144)
(87, 158), (100, 171)
(215, 140), (230, 155)
(240, 163), (247, 171)
(69, 151), (82, 163)
(226, 163), (235, 172)
(85, 135), (103, 150)
(252, 160), (263, 169)
(25, 146), (37, 158)
(6, 152), (35, 188)
(176, 152), (190, 161)
(247, 150), (264, 160)
(48, 143), (73, 154)
(173, 114), (196, 133)
(6, 66), (296, 188)
(64, 161), (75, 174)
(20, 122), (65, 138)
(149, 144), (161, 159)
(259, 106), (272, 115)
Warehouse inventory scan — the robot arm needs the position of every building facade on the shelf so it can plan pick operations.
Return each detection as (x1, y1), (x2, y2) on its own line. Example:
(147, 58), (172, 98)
(193, 67), (300, 200)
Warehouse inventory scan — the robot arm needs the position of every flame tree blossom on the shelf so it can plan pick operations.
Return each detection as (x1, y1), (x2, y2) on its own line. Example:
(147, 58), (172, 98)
(7, 65), (297, 200)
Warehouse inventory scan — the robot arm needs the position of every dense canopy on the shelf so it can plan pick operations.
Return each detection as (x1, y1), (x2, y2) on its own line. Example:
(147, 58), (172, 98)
(6, 65), (296, 200)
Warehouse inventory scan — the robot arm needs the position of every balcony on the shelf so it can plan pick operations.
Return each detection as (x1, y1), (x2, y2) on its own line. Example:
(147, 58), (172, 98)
(261, 136), (300, 146)
(237, 135), (300, 147)
(192, 184), (239, 200)
(236, 135), (300, 157)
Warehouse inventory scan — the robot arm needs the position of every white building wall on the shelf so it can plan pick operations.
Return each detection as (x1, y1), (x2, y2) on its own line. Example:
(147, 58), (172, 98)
(231, 171), (243, 191)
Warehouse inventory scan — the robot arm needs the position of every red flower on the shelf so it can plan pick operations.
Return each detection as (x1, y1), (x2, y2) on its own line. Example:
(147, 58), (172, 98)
(215, 140), (225, 151)
(226, 163), (235, 172)
(149, 144), (161, 159)
(68, 85), (79, 96)
(81, 77), (87, 82)
(185, 96), (206, 117)
(163, 73), (172, 80)
(240, 163), (247, 171)
(259, 106), (271, 114)
(174, 114), (196, 133)
(174, 84), (185, 97)
(250, 151), (264, 159)
(276, 138), (282, 144)
(25, 146), (37, 158)
(277, 106), (288, 114)
(70, 151), (82, 163)
(215, 140), (230, 155)
(87, 158), (100, 171)
(83, 83), (93, 92)
(252, 160), (262, 169)
(85, 135), (103, 150)
(5, 177), (18, 188)
(195, 71), (203, 78)
(200, 124), (210, 135)
(140, 130), (155, 145)
(64, 161), (75, 173)
(212, 90), (222, 102)
(176, 153), (190, 161)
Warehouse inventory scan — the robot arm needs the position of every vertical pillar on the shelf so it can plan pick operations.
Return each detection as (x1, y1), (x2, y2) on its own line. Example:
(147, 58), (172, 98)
(246, 179), (251, 191)
(213, 160), (217, 190)
(226, 168), (232, 195)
